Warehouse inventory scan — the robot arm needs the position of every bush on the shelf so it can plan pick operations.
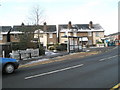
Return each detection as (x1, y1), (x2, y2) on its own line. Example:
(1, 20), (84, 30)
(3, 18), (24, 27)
(96, 41), (103, 44)
(11, 42), (38, 50)
(11, 42), (19, 50)
(39, 46), (45, 55)
(47, 44), (54, 49)
(56, 44), (67, 51)
(48, 46), (55, 50)
(48, 43), (67, 51)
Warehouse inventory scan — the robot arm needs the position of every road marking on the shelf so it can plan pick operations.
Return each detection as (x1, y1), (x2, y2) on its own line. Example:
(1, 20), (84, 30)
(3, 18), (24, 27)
(110, 83), (120, 90)
(25, 64), (84, 80)
(99, 55), (118, 61)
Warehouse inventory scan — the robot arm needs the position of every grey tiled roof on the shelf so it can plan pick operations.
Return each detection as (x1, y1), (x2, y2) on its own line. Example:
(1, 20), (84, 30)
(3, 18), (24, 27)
(59, 24), (103, 30)
(12, 25), (42, 32)
(45, 25), (56, 32)
(0, 26), (12, 32)
(13, 25), (56, 32)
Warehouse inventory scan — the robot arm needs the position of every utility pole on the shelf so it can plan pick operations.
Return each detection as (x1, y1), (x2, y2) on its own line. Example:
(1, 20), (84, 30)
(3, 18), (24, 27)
(67, 28), (69, 53)
(67, 21), (72, 53)
(37, 28), (41, 56)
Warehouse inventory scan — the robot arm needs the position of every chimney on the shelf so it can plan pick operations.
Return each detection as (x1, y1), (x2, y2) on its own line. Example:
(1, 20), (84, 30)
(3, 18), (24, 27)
(43, 22), (47, 31)
(89, 21), (93, 29)
(68, 21), (72, 29)
(21, 22), (25, 26)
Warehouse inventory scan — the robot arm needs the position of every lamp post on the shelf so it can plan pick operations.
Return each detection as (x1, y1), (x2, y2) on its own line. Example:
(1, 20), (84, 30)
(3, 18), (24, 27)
(37, 29), (41, 56)
(66, 29), (69, 53)
(67, 21), (72, 53)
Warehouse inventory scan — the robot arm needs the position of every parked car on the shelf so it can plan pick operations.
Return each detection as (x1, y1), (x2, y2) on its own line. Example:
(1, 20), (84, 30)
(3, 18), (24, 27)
(0, 57), (19, 74)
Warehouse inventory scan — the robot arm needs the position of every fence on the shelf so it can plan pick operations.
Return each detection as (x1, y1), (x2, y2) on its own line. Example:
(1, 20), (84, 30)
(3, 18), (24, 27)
(10, 49), (39, 60)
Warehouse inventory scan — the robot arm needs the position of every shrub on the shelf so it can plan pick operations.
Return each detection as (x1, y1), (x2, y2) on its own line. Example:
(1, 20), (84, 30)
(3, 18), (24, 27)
(56, 44), (67, 51)
(96, 42), (103, 44)
(39, 46), (45, 55)
(48, 46), (55, 50)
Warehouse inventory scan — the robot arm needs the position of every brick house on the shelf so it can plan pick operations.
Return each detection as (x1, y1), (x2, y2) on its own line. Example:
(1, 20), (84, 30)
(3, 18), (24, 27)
(58, 21), (105, 46)
(0, 26), (23, 57)
(13, 23), (57, 49)
(34, 22), (57, 48)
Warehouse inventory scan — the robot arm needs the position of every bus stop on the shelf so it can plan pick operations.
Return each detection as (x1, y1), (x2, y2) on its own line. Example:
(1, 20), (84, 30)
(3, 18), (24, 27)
(62, 36), (84, 53)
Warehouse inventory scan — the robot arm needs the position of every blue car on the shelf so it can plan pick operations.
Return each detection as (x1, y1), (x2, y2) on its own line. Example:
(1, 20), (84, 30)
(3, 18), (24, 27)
(0, 58), (19, 74)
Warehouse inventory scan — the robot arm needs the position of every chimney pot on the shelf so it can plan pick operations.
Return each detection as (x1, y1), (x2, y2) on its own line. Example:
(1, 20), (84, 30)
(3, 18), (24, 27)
(89, 21), (93, 29)
(43, 22), (47, 25)
(68, 21), (72, 29)
(43, 22), (47, 31)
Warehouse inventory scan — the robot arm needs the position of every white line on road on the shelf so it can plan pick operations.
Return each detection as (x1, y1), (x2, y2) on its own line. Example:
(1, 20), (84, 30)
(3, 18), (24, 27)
(99, 55), (118, 61)
(25, 64), (84, 80)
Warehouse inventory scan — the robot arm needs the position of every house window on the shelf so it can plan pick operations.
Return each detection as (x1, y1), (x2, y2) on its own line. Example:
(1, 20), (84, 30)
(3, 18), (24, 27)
(96, 40), (99, 43)
(64, 32), (66, 36)
(88, 32), (92, 36)
(88, 40), (92, 45)
(49, 42), (53, 44)
(96, 32), (99, 37)
(0, 34), (3, 40)
(49, 33), (53, 38)
(14, 34), (18, 39)
(39, 34), (43, 38)
(73, 32), (77, 36)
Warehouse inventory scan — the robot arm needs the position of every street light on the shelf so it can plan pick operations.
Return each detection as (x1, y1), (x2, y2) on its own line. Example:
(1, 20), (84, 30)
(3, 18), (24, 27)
(67, 21), (72, 53)
(66, 28), (69, 53)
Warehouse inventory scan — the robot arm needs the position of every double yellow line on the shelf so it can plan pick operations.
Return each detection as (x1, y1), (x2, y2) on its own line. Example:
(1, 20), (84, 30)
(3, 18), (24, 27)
(110, 83), (120, 90)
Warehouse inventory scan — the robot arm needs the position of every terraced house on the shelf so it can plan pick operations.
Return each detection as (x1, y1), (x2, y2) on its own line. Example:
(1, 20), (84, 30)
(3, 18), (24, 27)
(0, 26), (22, 57)
(12, 23), (57, 48)
(34, 22), (57, 48)
(58, 21), (105, 46)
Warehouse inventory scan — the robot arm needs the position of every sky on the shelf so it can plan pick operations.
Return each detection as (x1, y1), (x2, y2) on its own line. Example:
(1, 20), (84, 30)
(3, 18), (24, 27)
(0, 0), (118, 35)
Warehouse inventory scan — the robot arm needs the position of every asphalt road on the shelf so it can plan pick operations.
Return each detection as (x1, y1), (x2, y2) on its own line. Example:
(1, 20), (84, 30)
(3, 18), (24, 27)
(2, 46), (119, 89)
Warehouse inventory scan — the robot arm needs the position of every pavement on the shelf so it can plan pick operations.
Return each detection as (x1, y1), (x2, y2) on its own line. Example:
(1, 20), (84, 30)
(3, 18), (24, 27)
(19, 46), (116, 66)
(2, 46), (119, 88)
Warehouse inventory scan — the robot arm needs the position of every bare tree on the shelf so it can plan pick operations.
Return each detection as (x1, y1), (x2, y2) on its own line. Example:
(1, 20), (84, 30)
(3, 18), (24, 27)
(27, 5), (45, 25)
(25, 5), (46, 56)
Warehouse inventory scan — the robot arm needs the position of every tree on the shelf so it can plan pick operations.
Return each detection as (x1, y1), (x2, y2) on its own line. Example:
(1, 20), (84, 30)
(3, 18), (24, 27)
(28, 5), (46, 55)
(27, 5), (45, 25)
(11, 23), (38, 50)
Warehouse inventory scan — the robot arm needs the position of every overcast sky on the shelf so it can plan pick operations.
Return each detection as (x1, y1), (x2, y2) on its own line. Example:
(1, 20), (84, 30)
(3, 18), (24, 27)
(0, 0), (118, 35)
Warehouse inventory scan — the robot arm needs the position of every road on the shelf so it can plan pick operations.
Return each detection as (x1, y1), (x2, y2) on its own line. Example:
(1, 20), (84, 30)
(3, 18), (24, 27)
(2, 46), (119, 89)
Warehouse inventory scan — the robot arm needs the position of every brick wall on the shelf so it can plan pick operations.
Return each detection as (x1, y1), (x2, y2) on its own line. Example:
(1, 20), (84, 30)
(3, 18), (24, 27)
(47, 33), (57, 44)
(0, 34), (20, 44)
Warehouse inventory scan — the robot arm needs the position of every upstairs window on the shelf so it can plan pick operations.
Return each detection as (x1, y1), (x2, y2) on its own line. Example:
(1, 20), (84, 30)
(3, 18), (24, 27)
(73, 32), (77, 36)
(14, 34), (18, 39)
(49, 33), (53, 38)
(88, 32), (92, 36)
(96, 32), (99, 37)
(0, 34), (3, 40)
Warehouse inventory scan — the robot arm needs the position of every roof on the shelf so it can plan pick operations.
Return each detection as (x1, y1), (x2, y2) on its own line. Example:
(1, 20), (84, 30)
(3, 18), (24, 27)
(59, 24), (104, 32)
(13, 25), (56, 33)
(107, 32), (120, 36)
(45, 25), (56, 32)
(0, 26), (12, 32)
